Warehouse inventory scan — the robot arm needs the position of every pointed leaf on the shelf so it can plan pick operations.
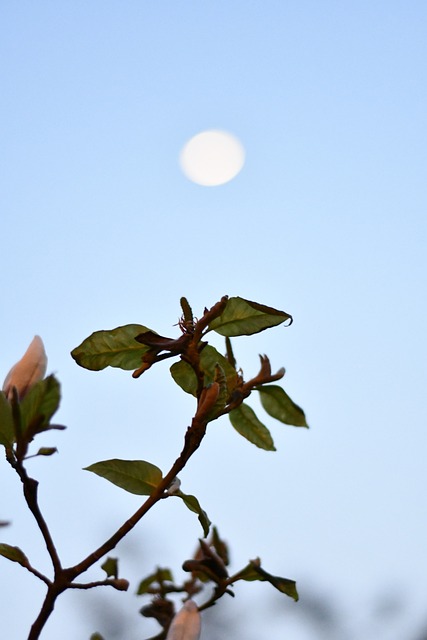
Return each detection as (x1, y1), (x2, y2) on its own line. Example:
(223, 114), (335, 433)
(36, 447), (58, 456)
(71, 324), (154, 371)
(170, 345), (238, 397)
(0, 392), (14, 447)
(256, 385), (308, 427)
(85, 459), (163, 495)
(0, 543), (29, 567)
(137, 568), (174, 595)
(232, 558), (298, 601)
(210, 527), (230, 566)
(175, 491), (211, 537)
(208, 297), (292, 337)
(101, 557), (118, 579)
(20, 375), (61, 435)
(229, 403), (276, 451)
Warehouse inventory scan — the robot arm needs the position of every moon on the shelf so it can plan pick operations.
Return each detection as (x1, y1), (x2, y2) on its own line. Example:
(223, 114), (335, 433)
(179, 130), (245, 186)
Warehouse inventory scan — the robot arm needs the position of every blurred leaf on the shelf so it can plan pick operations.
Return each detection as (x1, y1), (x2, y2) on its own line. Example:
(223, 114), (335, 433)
(36, 447), (58, 456)
(175, 491), (211, 537)
(101, 557), (118, 579)
(0, 543), (29, 567)
(90, 634), (105, 640)
(229, 404), (276, 451)
(208, 297), (292, 337)
(136, 568), (174, 595)
(170, 345), (238, 397)
(232, 558), (298, 601)
(211, 527), (230, 566)
(20, 375), (61, 435)
(71, 324), (154, 371)
(256, 385), (308, 427)
(0, 392), (14, 447)
(85, 459), (163, 495)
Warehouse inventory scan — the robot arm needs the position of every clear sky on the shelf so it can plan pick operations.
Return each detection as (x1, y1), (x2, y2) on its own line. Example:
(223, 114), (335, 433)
(1, 2), (426, 639)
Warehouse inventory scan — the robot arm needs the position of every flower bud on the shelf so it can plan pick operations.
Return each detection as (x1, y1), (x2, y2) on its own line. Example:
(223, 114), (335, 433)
(2, 336), (47, 400)
(166, 600), (201, 640)
(165, 477), (181, 495)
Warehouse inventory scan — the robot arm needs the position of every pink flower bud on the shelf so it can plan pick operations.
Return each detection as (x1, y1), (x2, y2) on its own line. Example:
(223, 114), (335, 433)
(166, 600), (201, 640)
(2, 336), (47, 400)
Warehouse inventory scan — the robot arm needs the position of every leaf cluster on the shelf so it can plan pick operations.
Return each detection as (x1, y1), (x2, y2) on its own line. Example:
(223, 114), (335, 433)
(0, 295), (308, 640)
(135, 528), (298, 639)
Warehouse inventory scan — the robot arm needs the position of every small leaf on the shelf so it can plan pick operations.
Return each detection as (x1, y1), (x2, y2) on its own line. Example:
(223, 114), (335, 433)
(71, 324), (154, 371)
(256, 385), (308, 427)
(175, 491), (211, 537)
(36, 447), (58, 456)
(229, 404), (276, 451)
(208, 297), (292, 337)
(20, 375), (61, 436)
(136, 568), (174, 595)
(90, 634), (105, 640)
(85, 459), (163, 495)
(211, 527), (230, 567)
(180, 297), (193, 324)
(0, 392), (14, 447)
(101, 557), (118, 579)
(0, 543), (29, 567)
(232, 558), (298, 601)
(170, 345), (238, 397)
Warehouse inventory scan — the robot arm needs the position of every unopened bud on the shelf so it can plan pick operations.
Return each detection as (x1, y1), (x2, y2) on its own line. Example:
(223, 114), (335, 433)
(110, 578), (129, 591)
(166, 477), (181, 495)
(2, 336), (47, 400)
(166, 600), (201, 640)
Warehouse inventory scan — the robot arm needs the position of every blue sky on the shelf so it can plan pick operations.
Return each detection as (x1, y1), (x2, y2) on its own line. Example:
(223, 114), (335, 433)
(1, 2), (426, 639)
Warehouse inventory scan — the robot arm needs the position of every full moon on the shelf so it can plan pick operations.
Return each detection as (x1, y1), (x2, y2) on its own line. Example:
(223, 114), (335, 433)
(179, 130), (245, 186)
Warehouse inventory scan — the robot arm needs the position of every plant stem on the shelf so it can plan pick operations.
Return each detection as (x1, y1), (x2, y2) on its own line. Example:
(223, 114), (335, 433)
(28, 586), (61, 640)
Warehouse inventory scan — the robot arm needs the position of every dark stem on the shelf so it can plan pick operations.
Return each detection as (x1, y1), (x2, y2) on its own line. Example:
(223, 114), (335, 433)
(27, 586), (62, 640)
(14, 462), (62, 575)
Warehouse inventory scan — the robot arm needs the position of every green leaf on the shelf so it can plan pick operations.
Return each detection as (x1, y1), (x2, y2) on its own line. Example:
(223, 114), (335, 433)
(84, 459), (163, 495)
(208, 297), (292, 337)
(229, 403), (276, 451)
(256, 385), (308, 427)
(20, 375), (61, 436)
(0, 392), (14, 447)
(35, 447), (58, 456)
(101, 557), (118, 579)
(175, 491), (211, 537)
(71, 324), (154, 371)
(136, 567), (174, 595)
(232, 558), (298, 601)
(90, 634), (105, 640)
(170, 345), (238, 397)
(0, 543), (29, 567)
(170, 360), (197, 395)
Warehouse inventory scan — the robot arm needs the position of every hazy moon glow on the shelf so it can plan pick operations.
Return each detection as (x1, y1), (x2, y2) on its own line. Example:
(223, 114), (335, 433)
(180, 130), (245, 186)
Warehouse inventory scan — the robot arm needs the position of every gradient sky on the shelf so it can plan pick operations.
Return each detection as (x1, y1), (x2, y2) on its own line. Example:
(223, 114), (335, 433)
(1, 2), (426, 639)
